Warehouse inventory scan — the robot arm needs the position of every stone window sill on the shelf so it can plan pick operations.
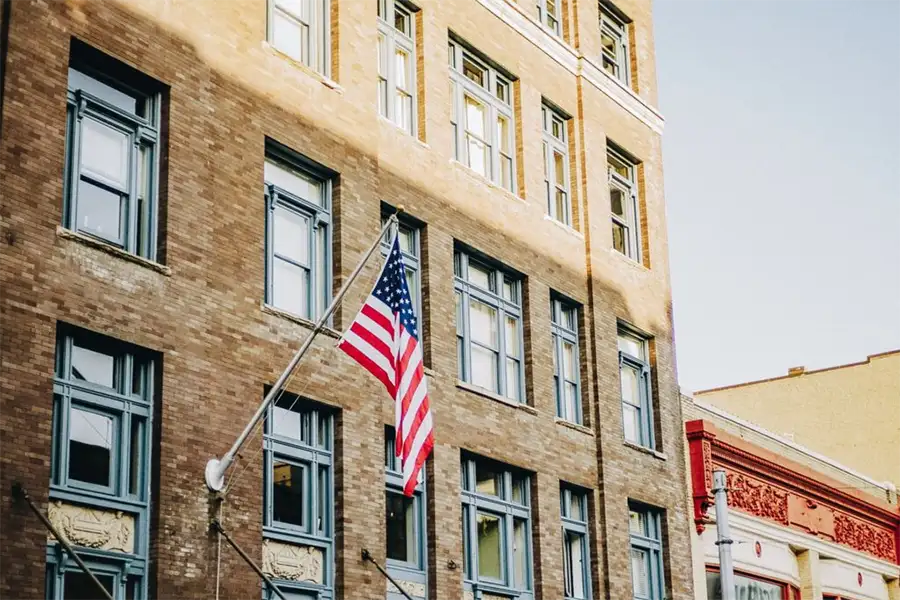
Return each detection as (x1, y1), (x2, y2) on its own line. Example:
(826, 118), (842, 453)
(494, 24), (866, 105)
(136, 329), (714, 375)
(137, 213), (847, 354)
(262, 42), (343, 93)
(261, 303), (341, 340)
(608, 246), (650, 272)
(377, 115), (430, 149)
(624, 441), (667, 461)
(543, 214), (584, 239)
(554, 418), (594, 436)
(450, 160), (527, 205)
(57, 226), (171, 276)
(456, 380), (536, 414)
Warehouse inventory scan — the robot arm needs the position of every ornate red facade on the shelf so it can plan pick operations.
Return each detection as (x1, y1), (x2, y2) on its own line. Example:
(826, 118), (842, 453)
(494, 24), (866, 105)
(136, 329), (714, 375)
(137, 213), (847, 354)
(686, 420), (900, 564)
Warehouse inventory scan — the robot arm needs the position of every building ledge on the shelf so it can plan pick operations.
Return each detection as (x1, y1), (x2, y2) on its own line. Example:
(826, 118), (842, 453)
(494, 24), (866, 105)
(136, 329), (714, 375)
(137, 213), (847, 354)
(456, 380), (536, 414)
(57, 226), (172, 276)
(554, 417), (594, 436)
(624, 441), (667, 461)
(261, 303), (341, 339)
(262, 42), (344, 94)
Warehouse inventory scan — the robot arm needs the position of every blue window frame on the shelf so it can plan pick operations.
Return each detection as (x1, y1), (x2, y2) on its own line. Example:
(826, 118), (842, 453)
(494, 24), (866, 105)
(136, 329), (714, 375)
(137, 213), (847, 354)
(385, 427), (427, 599)
(618, 324), (655, 449)
(48, 326), (155, 600)
(264, 144), (333, 321)
(552, 296), (581, 424)
(263, 394), (334, 599)
(460, 454), (533, 599)
(454, 249), (524, 402)
(629, 504), (664, 600)
(267, 0), (331, 76)
(561, 485), (591, 600)
(64, 43), (162, 261)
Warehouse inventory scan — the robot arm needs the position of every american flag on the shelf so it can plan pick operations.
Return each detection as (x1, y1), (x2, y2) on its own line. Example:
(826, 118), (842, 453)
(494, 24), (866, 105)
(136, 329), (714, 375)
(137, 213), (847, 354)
(338, 231), (434, 496)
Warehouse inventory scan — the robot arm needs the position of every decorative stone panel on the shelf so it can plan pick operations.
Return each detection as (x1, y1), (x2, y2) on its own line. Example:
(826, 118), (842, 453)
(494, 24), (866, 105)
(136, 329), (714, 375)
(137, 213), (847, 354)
(261, 540), (324, 584)
(46, 501), (134, 553)
(387, 579), (426, 598)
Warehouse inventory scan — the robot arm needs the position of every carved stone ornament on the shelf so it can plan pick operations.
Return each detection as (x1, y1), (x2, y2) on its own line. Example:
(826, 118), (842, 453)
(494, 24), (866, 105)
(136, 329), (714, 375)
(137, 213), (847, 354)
(261, 540), (324, 583)
(833, 513), (896, 562)
(387, 579), (426, 598)
(726, 472), (789, 525)
(46, 501), (134, 553)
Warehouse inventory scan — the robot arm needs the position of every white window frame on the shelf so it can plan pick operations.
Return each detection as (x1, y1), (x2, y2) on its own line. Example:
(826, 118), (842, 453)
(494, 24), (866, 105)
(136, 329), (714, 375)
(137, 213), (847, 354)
(628, 504), (664, 600)
(608, 146), (641, 262)
(618, 325), (655, 449)
(542, 103), (572, 226)
(268, 0), (331, 76)
(552, 297), (581, 424)
(449, 38), (517, 192)
(599, 3), (630, 86)
(561, 486), (591, 600)
(378, 0), (418, 136)
(536, 0), (562, 36)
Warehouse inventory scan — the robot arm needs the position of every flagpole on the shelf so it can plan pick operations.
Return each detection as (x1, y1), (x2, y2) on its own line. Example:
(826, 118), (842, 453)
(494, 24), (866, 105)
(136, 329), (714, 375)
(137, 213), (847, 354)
(205, 209), (402, 491)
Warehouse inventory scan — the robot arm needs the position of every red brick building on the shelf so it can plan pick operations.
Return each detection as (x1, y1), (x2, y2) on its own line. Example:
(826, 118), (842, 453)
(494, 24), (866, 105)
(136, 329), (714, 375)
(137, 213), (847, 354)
(0, 0), (693, 598)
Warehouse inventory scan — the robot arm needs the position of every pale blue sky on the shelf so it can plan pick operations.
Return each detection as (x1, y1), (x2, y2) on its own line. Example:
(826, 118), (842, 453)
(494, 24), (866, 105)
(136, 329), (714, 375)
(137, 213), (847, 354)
(655, 0), (900, 392)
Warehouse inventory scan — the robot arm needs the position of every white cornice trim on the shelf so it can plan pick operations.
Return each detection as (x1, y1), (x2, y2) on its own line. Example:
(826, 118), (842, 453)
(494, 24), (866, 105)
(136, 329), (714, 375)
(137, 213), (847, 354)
(473, 0), (665, 134)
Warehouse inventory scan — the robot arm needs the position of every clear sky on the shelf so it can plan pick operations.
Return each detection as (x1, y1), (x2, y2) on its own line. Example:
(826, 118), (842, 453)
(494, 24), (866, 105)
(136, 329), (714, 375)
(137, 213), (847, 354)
(654, 0), (900, 392)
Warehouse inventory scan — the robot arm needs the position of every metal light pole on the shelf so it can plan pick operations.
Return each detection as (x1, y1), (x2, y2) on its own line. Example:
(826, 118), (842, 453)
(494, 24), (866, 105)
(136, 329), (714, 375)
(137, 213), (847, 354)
(712, 469), (736, 600)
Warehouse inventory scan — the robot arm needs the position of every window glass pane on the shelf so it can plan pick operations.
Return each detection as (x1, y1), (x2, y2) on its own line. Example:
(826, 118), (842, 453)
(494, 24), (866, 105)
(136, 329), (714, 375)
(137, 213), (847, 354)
(467, 137), (488, 177)
(475, 462), (500, 496)
(464, 95), (486, 137)
(469, 300), (498, 347)
(610, 187), (626, 218)
(618, 333), (645, 359)
(71, 343), (116, 388)
(395, 47), (411, 90)
(394, 7), (410, 35)
(136, 144), (151, 255)
(497, 115), (511, 154)
(609, 156), (631, 179)
(553, 150), (566, 186)
(496, 80), (509, 104)
(76, 180), (123, 241)
(602, 55), (618, 78)
(467, 262), (492, 290)
(631, 547), (650, 598)
(513, 518), (528, 588)
(471, 345), (498, 392)
(505, 358), (519, 401)
(69, 68), (138, 115)
(565, 382), (578, 421)
(552, 117), (563, 140)
(273, 397), (305, 440)
(554, 189), (568, 223)
(620, 363), (641, 407)
(502, 279), (516, 302)
(505, 316), (519, 358)
(129, 417), (142, 495)
(63, 571), (115, 600)
(318, 465), (328, 533)
(69, 407), (113, 486)
(317, 413), (331, 450)
(476, 513), (502, 579)
(273, 12), (306, 63)
(274, 206), (310, 265)
(462, 57), (486, 87)
(612, 220), (627, 255)
(629, 510), (645, 535)
(398, 227), (415, 255)
(562, 341), (576, 379)
(316, 225), (327, 318)
(81, 118), (130, 188)
(277, 0), (306, 18)
(623, 403), (640, 444)
(511, 473), (527, 505)
(273, 258), (309, 316)
(706, 572), (785, 600)
(265, 160), (322, 206)
(377, 34), (388, 117)
(601, 30), (617, 58)
(563, 307), (577, 331)
(569, 492), (585, 521)
(567, 530), (586, 598)
(273, 461), (305, 527)
(386, 491), (417, 563)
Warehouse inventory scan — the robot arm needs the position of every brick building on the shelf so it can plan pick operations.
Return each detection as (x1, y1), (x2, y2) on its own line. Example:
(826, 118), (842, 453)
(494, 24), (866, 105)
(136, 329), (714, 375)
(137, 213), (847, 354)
(0, 0), (692, 599)
(683, 395), (900, 600)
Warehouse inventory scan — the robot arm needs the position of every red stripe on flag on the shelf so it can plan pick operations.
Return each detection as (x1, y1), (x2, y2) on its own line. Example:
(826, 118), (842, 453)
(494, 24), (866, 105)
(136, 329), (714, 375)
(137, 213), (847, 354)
(348, 321), (394, 365)
(338, 339), (396, 396)
(402, 434), (434, 497)
(361, 302), (393, 332)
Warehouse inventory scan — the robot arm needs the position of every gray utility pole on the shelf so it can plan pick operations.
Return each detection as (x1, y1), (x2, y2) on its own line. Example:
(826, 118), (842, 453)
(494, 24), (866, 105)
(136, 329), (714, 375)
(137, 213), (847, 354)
(712, 469), (736, 600)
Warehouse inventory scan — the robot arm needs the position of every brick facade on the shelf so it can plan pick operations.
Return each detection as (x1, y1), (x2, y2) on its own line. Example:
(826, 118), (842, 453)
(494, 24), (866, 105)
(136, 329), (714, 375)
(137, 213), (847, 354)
(0, 0), (692, 598)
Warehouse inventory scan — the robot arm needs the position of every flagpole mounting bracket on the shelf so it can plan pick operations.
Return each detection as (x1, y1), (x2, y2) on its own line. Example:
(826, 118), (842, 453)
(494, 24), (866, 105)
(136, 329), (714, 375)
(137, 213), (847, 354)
(205, 458), (226, 492)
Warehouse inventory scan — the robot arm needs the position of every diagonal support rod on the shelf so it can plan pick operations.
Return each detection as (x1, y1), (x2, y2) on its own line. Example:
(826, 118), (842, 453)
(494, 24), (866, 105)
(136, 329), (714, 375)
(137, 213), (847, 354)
(361, 548), (415, 600)
(211, 519), (288, 600)
(12, 483), (115, 600)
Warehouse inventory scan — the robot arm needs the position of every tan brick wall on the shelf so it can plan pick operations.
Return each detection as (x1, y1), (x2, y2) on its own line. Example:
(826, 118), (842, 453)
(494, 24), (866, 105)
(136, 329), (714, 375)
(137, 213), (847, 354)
(0, 0), (689, 599)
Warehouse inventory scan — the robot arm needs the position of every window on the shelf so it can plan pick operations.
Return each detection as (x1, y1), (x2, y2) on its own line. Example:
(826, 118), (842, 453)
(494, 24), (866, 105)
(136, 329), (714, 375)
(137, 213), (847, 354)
(268, 0), (330, 75)
(608, 146), (641, 261)
(599, 3), (630, 85)
(542, 104), (572, 225)
(263, 395), (334, 598)
(454, 249), (524, 402)
(461, 455), (532, 598)
(381, 217), (422, 332)
(449, 38), (516, 191)
(378, 0), (418, 135)
(385, 428), (427, 599)
(618, 326), (654, 448)
(264, 146), (333, 321)
(629, 505), (664, 600)
(552, 297), (581, 423)
(536, 0), (561, 35)
(561, 486), (590, 600)
(706, 570), (798, 600)
(45, 556), (142, 600)
(64, 44), (162, 260)
(49, 326), (155, 599)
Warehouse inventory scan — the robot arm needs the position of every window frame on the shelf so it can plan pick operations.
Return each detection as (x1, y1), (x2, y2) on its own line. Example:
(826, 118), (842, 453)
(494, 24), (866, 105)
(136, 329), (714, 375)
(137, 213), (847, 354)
(705, 567), (800, 600)
(454, 249), (525, 403)
(264, 147), (333, 322)
(384, 428), (428, 598)
(267, 0), (331, 76)
(449, 38), (517, 192)
(599, 3), (631, 86)
(551, 296), (581, 424)
(377, 0), (419, 136)
(64, 65), (161, 261)
(49, 327), (154, 600)
(618, 325), (655, 449)
(542, 104), (572, 226)
(608, 146), (641, 262)
(460, 455), (533, 598)
(560, 485), (591, 600)
(263, 396), (335, 598)
(628, 504), (664, 600)
(535, 0), (562, 36)
(44, 548), (145, 600)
